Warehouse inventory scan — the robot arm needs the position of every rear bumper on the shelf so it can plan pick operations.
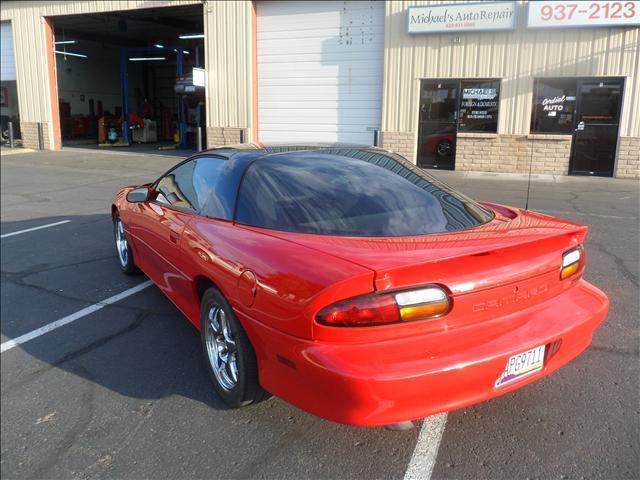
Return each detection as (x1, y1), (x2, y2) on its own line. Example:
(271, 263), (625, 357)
(241, 279), (608, 426)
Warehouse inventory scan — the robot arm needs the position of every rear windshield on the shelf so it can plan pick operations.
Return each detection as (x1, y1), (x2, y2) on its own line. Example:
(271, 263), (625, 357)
(235, 149), (493, 237)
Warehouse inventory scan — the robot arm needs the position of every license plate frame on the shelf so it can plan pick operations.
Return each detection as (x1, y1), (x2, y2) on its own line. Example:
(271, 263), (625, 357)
(495, 344), (546, 387)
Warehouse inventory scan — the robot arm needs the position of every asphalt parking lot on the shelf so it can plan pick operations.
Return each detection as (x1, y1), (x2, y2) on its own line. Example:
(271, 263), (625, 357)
(1, 148), (638, 480)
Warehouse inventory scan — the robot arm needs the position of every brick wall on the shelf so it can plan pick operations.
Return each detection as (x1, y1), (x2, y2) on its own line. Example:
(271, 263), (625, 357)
(615, 137), (640, 179)
(206, 127), (245, 147)
(381, 131), (573, 175)
(20, 122), (50, 150)
(379, 131), (415, 161)
(382, 130), (639, 178)
(456, 133), (572, 175)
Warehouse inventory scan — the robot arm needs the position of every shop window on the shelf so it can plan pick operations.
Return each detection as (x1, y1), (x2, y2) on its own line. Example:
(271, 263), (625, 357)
(417, 78), (501, 169)
(458, 80), (500, 133)
(531, 78), (577, 134)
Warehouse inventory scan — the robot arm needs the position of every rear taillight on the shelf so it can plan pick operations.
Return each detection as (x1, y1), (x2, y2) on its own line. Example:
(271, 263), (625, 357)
(316, 286), (451, 327)
(560, 245), (584, 280)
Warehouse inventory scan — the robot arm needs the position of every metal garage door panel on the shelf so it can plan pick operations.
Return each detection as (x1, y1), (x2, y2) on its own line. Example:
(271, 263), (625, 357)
(1, 22), (16, 81)
(257, 0), (384, 145)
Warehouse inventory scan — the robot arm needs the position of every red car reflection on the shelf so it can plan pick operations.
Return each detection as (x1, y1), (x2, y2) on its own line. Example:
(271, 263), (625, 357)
(111, 146), (608, 427)
(421, 131), (455, 157)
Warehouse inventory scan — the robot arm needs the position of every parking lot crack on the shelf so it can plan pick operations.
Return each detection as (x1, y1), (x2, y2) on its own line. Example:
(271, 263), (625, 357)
(2, 313), (149, 395)
(589, 241), (639, 287)
(1, 255), (117, 281)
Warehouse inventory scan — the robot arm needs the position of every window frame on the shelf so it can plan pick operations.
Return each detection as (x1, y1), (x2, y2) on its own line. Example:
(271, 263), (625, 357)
(149, 153), (229, 217)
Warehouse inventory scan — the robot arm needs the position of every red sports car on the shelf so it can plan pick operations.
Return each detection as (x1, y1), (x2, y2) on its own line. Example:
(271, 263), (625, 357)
(111, 145), (608, 427)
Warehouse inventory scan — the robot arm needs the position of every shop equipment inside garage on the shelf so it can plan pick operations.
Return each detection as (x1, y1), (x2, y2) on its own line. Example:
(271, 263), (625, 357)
(52, 5), (205, 152)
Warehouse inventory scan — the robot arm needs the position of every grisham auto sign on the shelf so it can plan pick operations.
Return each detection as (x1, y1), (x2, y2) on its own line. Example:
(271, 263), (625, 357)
(408, 2), (517, 34)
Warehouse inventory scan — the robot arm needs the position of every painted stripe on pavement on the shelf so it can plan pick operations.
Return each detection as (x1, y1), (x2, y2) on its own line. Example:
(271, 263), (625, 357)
(1, 220), (71, 239)
(0, 281), (153, 354)
(404, 413), (448, 480)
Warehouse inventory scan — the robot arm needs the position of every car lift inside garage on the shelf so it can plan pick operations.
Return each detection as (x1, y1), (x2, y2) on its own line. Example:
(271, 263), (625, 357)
(51, 5), (205, 153)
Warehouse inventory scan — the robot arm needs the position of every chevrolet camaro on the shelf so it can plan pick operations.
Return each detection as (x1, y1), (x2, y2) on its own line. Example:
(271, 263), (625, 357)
(111, 145), (608, 427)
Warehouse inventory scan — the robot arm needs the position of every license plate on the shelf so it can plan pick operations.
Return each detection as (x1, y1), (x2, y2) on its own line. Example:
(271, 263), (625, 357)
(495, 344), (545, 387)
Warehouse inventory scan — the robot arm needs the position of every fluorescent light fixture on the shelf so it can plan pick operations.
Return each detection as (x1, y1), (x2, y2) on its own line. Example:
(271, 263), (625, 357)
(183, 50), (190, 54)
(129, 56), (166, 61)
(54, 40), (77, 45)
(55, 50), (87, 58)
(154, 43), (164, 48)
(179, 33), (204, 39)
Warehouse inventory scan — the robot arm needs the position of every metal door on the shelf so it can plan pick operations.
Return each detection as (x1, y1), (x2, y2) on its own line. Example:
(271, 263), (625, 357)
(569, 78), (623, 177)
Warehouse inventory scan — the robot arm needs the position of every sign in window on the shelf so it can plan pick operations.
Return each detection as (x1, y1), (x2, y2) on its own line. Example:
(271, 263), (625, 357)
(459, 81), (500, 132)
(531, 78), (577, 134)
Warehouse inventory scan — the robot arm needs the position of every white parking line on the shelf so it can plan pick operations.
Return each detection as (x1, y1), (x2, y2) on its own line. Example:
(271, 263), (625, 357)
(404, 413), (448, 480)
(0, 281), (153, 354)
(0, 220), (71, 239)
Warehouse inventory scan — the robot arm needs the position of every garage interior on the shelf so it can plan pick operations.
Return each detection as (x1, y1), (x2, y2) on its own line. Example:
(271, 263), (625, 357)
(52, 5), (205, 152)
(1, 21), (20, 144)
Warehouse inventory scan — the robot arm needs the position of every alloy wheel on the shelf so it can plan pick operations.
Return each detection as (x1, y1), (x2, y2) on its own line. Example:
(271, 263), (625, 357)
(115, 218), (129, 267)
(205, 304), (239, 391)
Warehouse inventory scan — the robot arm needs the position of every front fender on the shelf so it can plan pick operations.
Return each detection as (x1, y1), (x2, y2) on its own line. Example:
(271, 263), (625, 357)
(112, 184), (147, 222)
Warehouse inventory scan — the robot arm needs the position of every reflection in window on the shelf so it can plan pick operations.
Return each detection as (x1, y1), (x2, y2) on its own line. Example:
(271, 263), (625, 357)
(420, 83), (458, 122)
(155, 162), (197, 211)
(153, 157), (227, 215)
(577, 82), (621, 123)
(236, 150), (493, 237)
(531, 78), (577, 134)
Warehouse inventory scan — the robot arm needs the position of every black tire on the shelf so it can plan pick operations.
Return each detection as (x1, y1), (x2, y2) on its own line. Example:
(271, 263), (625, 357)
(113, 211), (138, 275)
(200, 287), (266, 407)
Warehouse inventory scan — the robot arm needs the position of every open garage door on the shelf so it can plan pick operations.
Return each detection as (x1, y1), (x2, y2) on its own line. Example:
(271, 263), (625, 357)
(1, 21), (21, 143)
(256, 0), (384, 145)
(51, 5), (205, 153)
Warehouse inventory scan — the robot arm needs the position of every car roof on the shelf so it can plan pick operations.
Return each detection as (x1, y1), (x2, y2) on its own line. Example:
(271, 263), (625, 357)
(200, 143), (393, 161)
(192, 144), (409, 188)
(184, 144), (416, 221)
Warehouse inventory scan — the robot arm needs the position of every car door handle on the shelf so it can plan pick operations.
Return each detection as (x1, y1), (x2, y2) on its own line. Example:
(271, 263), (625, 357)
(169, 230), (180, 244)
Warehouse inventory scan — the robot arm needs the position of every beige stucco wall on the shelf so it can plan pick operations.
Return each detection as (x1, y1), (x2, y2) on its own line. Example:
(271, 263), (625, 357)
(203, 0), (254, 143)
(382, 1), (640, 139)
(0, 0), (254, 149)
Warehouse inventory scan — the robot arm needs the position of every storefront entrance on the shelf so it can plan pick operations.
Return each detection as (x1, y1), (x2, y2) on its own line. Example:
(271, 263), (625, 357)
(417, 79), (500, 170)
(417, 81), (458, 169)
(532, 77), (624, 178)
(569, 79), (623, 177)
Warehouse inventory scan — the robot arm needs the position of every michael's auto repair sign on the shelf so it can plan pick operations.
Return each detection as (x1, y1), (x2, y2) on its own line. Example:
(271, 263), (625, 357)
(407, 2), (517, 34)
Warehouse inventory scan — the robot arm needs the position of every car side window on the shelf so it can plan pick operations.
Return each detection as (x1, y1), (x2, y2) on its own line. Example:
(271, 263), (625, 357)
(153, 156), (228, 216)
(154, 160), (198, 212)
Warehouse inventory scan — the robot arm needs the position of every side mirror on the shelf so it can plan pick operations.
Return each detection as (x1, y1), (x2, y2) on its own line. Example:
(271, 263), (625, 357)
(126, 187), (150, 203)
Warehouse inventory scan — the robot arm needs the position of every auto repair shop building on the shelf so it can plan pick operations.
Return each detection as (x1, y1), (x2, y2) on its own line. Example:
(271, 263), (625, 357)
(1, 1), (638, 178)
